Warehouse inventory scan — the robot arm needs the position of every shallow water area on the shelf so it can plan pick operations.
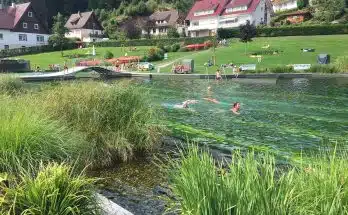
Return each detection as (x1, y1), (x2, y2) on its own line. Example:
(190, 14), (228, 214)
(142, 76), (348, 157)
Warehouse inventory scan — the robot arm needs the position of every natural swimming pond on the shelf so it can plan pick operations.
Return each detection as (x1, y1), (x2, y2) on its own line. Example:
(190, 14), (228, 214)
(144, 77), (348, 157)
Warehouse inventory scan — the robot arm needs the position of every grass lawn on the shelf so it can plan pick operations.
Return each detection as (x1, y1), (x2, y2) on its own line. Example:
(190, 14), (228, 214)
(14, 46), (190, 71)
(160, 35), (348, 73)
(13, 35), (348, 73)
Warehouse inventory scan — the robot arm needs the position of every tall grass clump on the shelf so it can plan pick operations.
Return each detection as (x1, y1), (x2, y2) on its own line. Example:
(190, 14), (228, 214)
(0, 75), (25, 95)
(0, 163), (99, 215)
(40, 81), (164, 168)
(0, 97), (84, 175)
(168, 146), (348, 215)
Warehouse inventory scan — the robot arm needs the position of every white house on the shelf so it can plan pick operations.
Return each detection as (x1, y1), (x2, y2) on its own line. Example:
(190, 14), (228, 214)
(0, 2), (50, 50)
(65, 11), (105, 43)
(186, 0), (272, 37)
(272, 0), (297, 12)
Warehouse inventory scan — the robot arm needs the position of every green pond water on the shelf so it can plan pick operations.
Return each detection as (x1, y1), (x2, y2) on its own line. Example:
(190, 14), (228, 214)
(143, 77), (348, 157)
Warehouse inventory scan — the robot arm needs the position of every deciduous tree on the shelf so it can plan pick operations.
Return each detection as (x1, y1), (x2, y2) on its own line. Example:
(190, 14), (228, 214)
(239, 20), (256, 55)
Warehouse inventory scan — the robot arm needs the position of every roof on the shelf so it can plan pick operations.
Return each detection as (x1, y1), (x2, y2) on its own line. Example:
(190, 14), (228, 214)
(150, 10), (180, 26)
(65, 11), (95, 29)
(229, 0), (253, 8)
(221, 0), (261, 15)
(0, 3), (31, 30)
(186, 0), (229, 20)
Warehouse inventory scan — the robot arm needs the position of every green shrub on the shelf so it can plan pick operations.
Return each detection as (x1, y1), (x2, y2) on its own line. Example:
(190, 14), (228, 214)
(40, 82), (164, 168)
(147, 47), (165, 61)
(218, 27), (240, 39)
(308, 65), (340, 73)
(95, 37), (212, 48)
(171, 43), (180, 52)
(1, 163), (99, 214)
(104, 50), (114, 59)
(164, 45), (172, 52)
(268, 66), (295, 73)
(334, 56), (348, 72)
(167, 27), (180, 38)
(217, 25), (348, 39)
(0, 97), (83, 175)
(0, 75), (25, 95)
(0, 43), (77, 58)
(168, 146), (348, 215)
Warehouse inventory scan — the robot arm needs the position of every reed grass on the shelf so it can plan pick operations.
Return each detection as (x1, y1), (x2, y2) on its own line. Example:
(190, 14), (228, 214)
(0, 75), (25, 95)
(0, 96), (84, 175)
(0, 163), (99, 215)
(168, 146), (348, 215)
(39, 81), (165, 168)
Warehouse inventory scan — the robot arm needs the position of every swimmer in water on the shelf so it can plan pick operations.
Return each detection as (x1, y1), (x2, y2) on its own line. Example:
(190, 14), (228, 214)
(174, 100), (199, 109)
(216, 69), (222, 81)
(231, 102), (241, 115)
(203, 97), (220, 104)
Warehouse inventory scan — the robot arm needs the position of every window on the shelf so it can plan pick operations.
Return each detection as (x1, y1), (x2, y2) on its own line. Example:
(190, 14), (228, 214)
(220, 17), (239, 25)
(37, 35), (44, 42)
(192, 21), (199, 26)
(4, 45), (9, 50)
(0, 33), (3, 40)
(261, 7), (263, 12)
(152, 28), (156, 34)
(194, 10), (214, 16)
(34, 24), (39, 30)
(226, 5), (247, 13)
(19, 34), (27, 41)
(23, 22), (27, 28)
(28, 11), (33, 17)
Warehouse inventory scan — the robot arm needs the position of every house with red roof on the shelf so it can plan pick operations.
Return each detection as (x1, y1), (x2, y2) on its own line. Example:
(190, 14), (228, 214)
(0, 2), (50, 50)
(186, 0), (272, 37)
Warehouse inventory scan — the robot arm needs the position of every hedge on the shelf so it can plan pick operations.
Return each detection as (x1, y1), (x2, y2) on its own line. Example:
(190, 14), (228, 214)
(0, 43), (77, 58)
(93, 36), (213, 47)
(1, 36), (213, 58)
(218, 25), (348, 39)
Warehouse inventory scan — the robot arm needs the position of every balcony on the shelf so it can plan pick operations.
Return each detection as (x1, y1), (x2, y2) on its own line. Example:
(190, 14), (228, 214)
(89, 33), (106, 38)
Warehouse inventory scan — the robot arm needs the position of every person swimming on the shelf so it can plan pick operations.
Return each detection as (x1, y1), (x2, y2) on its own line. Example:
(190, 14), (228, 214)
(216, 69), (222, 80)
(231, 102), (241, 115)
(173, 100), (199, 109)
(203, 97), (220, 104)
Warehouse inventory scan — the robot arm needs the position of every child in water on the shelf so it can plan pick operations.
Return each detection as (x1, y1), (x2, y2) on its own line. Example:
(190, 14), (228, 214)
(231, 102), (241, 115)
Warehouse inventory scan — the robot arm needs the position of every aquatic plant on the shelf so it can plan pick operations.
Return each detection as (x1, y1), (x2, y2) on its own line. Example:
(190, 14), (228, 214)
(0, 75), (25, 95)
(1, 163), (99, 215)
(39, 81), (165, 168)
(168, 146), (348, 215)
(335, 56), (348, 72)
(0, 96), (84, 175)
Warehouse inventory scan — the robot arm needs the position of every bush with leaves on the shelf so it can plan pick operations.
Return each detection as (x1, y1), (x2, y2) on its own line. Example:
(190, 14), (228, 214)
(104, 50), (114, 59)
(334, 56), (348, 72)
(167, 27), (180, 38)
(147, 48), (165, 61)
(171, 43), (181, 52)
